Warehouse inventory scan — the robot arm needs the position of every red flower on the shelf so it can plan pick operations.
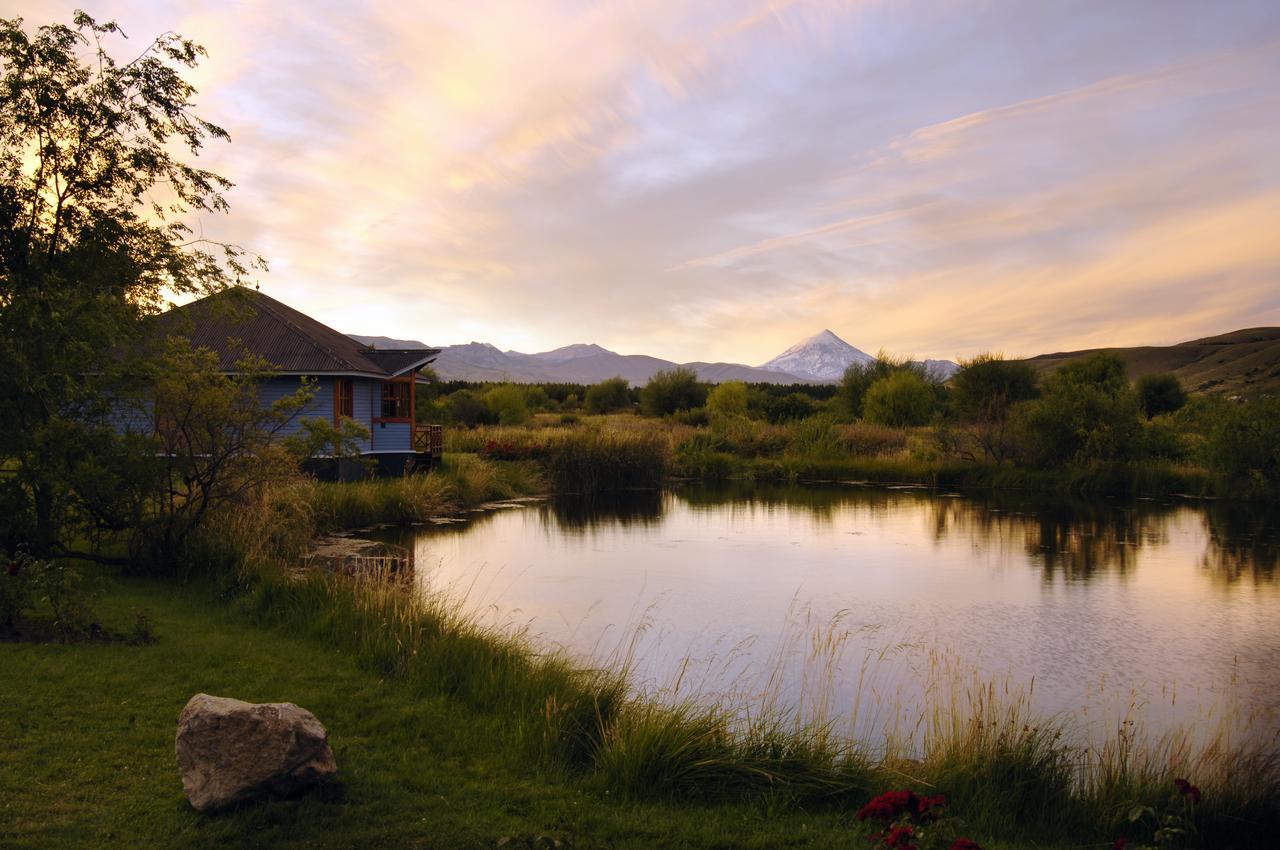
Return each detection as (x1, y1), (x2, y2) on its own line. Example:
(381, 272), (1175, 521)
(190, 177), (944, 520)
(950, 840), (983, 850)
(883, 824), (917, 850)
(917, 793), (948, 820)
(1174, 778), (1202, 804)
(856, 790), (921, 822)
(1112, 839), (1127, 850)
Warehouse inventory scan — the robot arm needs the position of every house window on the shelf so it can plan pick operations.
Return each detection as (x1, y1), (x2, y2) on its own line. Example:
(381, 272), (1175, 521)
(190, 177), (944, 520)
(380, 381), (409, 419)
(335, 379), (354, 422)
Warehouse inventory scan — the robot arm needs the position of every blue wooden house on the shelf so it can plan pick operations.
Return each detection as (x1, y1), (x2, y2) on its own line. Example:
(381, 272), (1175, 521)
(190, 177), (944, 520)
(155, 287), (442, 477)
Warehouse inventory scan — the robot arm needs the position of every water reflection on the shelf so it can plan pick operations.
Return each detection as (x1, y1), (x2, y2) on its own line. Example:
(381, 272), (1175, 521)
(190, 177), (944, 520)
(360, 484), (1279, 588)
(340, 483), (1279, 737)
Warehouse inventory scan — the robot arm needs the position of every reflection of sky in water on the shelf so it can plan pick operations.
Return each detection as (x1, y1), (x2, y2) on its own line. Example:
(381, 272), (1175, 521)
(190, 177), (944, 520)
(388, 485), (1279, 742)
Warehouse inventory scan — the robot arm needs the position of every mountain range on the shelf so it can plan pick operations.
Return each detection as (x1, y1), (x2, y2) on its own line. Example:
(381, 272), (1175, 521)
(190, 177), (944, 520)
(348, 329), (960, 385)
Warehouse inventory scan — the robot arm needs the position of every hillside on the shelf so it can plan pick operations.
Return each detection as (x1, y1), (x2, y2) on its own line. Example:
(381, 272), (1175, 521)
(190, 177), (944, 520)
(1025, 327), (1280, 396)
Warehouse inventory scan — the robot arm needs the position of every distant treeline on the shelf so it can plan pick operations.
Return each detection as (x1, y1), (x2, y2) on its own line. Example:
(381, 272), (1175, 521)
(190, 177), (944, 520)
(418, 356), (1280, 487)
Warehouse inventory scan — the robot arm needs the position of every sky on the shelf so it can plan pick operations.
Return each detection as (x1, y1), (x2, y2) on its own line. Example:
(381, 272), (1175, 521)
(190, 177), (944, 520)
(9, 0), (1280, 363)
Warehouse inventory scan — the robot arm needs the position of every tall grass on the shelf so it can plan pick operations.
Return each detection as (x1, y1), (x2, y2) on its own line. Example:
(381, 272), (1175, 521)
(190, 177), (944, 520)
(303, 455), (546, 530)
(204, 506), (1279, 846)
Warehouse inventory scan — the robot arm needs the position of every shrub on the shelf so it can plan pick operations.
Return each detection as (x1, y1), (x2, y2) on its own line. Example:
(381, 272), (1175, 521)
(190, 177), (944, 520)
(788, 413), (844, 457)
(446, 389), (497, 427)
(764, 392), (817, 423)
(1203, 398), (1280, 482)
(485, 384), (531, 425)
(640, 367), (707, 417)
(585, 377), (632, 414)
(837, 354), (929, 419)
(706, 381), (750, 418)
(1135, 373), (1187, 419)
(1014, 354), (1143, 468)
(950, 353), (1038, 422)
(864, 371), (937, 427)
(838, 422), (908, 456)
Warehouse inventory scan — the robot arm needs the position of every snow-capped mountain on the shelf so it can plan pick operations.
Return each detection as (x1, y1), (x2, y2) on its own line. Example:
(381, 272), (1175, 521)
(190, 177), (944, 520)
(350, 329), (958, 384)
(758, 329), (875, 382)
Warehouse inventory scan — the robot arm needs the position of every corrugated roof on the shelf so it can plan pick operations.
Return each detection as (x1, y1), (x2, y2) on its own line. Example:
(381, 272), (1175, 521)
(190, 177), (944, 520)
(155, 288), (439, 377)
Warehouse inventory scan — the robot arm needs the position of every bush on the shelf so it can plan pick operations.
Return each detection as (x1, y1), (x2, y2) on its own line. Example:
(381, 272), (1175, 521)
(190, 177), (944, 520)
(1135, 373), (1187, 419)
(485, 384), (531, 425)
(950, 353), (1038, 422)
(763, 392), (817, 423)
(706, 381), (749, 418)
(1, 551), (101, 640)
(836, 354), (928, 419)
(640, 367), (707, 417)
(863, 371), (937, 427)
(1203, 398), (1280, 482)
(585, 377), (632, 414)
(446, 389), (497, 428)
(1014, 354), (1143, 468)
(837, 422), (908, 456)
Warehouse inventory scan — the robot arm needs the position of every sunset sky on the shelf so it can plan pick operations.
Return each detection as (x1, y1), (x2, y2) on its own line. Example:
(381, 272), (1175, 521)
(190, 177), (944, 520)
(12, 0), (1280, 363)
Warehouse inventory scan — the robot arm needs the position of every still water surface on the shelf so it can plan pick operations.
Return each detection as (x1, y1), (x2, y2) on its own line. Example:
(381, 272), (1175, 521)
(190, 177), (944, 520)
(350, 484), (1279, 740)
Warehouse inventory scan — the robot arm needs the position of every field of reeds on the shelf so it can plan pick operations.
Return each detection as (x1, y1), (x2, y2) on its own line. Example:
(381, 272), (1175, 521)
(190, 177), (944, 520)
(438, 413), (1237, 500)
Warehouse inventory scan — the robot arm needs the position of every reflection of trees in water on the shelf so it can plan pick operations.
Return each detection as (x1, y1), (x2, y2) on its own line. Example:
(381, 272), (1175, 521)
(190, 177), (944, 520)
(675, 480), (912, 526)
(923, 495), (1177, 582)
(538, 489), (664, 535)
(345, 482), (1276, 588)
(1201, 502), (1280, 585)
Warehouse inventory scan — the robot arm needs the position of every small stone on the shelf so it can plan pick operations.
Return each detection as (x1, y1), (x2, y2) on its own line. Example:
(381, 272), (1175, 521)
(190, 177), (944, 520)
(175, 693), (337, 812)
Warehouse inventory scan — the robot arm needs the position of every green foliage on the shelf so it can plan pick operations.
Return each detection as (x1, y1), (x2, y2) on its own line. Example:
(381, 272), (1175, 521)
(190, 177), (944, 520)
(1, 551), (101, 640)
(951, 354), (1038, 422)
(1203, 398), (1280, 482)
(446, 389), (497, 427)
(763, 392), (818, 423)
(585, 377), (632, 414)
(1015, 354), (1144, 468)
(485, 384), (531, 425)
(836, 353), (934, 420)
(1136, 373), (1188, 419)
(540, 429), (670, 492)
(788, 413), (844, 457)
(706, 381), (750, 418)
(0, 12), (255, 558)
(863, 370), (937, 427)
(639, 367), (707, 417)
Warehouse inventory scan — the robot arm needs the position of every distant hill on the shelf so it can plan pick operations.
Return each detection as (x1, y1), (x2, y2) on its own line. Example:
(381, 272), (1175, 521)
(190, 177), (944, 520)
(350, 335), (809, 384)
(1025, 327), (1280, 396)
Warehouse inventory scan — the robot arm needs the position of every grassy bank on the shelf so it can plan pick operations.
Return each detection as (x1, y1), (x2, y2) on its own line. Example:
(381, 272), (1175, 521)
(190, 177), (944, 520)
(0, 577), (875, 849)
(6, 573), (1276, 848)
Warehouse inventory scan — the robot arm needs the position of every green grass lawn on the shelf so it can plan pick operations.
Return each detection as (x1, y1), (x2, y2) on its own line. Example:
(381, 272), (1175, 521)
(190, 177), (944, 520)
(3, 578), (1036, 850)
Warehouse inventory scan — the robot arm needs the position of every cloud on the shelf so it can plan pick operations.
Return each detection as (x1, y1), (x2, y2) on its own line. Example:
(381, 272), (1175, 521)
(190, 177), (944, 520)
(10, 0), (1280, 363)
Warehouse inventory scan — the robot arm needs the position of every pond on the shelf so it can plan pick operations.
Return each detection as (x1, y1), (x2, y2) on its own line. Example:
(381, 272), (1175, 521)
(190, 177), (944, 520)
(332, 483), (1280, 744)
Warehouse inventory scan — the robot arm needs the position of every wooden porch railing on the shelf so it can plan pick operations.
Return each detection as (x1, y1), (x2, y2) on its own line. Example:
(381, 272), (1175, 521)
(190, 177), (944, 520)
(414, 423), (444, 458)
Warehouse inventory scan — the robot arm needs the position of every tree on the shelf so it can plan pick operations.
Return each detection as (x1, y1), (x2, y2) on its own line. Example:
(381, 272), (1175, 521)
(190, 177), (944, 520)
(639, 367), (706, 417)
(946, 353), (1039, 462)
(485, 384), (530, 425)
(835, 353), (930, 420)
(706, 380), (749, 418)
(862, 371), (936, 427)
(0, 13), (256, 557)
(1014, 353), (1143, 467)
(950, 354), (1038, 422)
(584, 376), (631, 414)
(1135, 373), (1187, 419)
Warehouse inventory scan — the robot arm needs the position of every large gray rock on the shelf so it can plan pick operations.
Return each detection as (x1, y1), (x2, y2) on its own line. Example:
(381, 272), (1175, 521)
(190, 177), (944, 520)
(175, 693), (337, 812)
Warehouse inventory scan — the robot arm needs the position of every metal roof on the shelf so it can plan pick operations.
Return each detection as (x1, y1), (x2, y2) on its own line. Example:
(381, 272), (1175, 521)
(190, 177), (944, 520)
(155, 288), (439, 378)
